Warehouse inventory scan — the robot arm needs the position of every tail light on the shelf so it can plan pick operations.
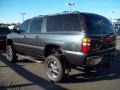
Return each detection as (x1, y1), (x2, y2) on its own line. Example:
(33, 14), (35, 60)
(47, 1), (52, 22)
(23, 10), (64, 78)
(81, 37), (91, 54)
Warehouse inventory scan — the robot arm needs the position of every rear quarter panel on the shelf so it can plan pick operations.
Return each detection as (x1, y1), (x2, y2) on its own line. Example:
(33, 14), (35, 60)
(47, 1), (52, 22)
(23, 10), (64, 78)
(38, 33), (85, 52)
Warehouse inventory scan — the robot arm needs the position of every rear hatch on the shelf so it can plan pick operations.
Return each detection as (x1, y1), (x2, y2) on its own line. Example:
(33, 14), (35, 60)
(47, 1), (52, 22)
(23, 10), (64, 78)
(83, 14), (116, 53)
(90, 33), (116, 53)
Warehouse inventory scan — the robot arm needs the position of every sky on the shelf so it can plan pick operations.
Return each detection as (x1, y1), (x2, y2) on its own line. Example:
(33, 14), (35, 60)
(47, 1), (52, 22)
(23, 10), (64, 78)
(0, 0), (120, 23)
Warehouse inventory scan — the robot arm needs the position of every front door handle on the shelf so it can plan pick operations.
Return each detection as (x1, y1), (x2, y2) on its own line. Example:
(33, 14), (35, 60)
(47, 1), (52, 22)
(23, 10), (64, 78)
(36, 36), (39, 40)
(24, 35), (26, 38)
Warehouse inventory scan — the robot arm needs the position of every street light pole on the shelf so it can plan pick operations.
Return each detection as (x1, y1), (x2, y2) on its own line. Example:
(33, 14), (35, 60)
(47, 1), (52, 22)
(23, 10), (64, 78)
(21, 13), (26, 22)
(66, 2), (75, 12)
(111, 11), (115, 25)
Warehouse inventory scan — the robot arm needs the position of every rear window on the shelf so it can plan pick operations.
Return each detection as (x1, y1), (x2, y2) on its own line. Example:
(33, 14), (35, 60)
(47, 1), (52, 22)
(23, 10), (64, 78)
(84, 14), (114, 34)
(47, 14), (81, 32)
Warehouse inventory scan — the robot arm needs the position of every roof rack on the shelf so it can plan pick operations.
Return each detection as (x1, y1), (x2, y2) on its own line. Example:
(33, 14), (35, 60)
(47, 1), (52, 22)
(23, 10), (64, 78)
(34, 15), (44, 18)
(34, 11), (80, 18)
(62, 11), (79, 13)
(53, 11), (80, 16)
(62, 11), (70, 13)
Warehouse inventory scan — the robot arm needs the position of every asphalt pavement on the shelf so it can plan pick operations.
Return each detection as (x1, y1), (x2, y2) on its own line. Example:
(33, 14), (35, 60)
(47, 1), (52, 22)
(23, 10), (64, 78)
(0, 39), (120, 90)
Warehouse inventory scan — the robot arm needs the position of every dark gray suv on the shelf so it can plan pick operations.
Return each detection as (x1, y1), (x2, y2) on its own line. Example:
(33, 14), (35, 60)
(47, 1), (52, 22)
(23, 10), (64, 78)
(6, 11), (116, 82)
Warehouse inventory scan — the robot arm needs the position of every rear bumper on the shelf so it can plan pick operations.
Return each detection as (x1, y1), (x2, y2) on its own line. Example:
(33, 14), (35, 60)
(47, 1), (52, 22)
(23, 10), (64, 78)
(85, 51), (117, 67)
(64, 50), (86, 66)
(64, 48), (117, 67)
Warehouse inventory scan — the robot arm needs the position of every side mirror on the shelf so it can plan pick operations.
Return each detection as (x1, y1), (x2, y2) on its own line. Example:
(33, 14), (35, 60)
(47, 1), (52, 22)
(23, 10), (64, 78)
(13, 29), (20, 33)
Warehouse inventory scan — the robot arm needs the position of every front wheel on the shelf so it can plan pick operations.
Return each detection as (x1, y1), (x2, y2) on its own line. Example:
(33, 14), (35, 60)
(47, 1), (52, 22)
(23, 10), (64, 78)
(6, 45), (17, 62)
(45, 55), (64, 83)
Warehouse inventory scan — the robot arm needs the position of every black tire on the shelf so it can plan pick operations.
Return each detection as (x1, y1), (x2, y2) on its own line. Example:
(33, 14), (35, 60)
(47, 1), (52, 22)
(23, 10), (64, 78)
(6, 44), (17, 63)
(103, 61), (112, 68)
(84, 67), (94, 73)
(45, 54), (64, 83)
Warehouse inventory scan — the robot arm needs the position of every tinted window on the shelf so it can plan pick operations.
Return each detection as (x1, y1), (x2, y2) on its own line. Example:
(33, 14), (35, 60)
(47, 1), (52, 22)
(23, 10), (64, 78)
(19, 19), (30, 33)
(47, 14), (81, 32)
(30, 18), (43, 33)
(84, 14), (114, 34)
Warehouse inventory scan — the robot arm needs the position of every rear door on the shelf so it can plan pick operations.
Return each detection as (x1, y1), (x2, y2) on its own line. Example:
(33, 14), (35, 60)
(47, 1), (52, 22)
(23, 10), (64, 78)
(82, 14), (116, 53)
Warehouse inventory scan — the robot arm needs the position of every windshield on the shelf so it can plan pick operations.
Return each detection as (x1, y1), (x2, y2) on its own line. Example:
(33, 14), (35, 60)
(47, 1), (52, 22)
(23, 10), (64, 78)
(83, 14), (114, 34)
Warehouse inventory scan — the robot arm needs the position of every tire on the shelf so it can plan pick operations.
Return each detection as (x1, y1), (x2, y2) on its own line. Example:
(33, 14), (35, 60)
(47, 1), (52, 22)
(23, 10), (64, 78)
(45, 54), (64, 83)
(84, 67), (94, 73)
(104, 61), (112, 68)
(6, 44), (17, 63)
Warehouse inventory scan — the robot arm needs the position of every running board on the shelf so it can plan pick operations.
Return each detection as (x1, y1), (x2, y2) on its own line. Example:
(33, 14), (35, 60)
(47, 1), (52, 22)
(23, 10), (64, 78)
(17, 54), (44, 63)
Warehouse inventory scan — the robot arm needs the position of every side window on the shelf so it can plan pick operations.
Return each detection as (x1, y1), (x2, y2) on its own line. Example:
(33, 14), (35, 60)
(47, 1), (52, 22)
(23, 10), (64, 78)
(19, 19), (30, 33)
(46, 14), (81, 32)
(30, 18), (43, 34)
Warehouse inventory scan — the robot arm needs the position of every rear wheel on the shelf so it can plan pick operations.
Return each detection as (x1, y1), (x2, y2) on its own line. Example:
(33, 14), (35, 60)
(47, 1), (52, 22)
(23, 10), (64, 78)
(103, 60), (112, 68)
(6, 45), (17, 62)
(45, 55), (64, 82)
(84, 67), (95, 73)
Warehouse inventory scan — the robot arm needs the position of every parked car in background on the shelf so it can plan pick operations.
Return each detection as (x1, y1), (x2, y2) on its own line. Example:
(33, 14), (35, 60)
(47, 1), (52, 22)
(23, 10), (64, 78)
(115, 29), (120, 35)
(0, 27), (11, 52)
(6, 11), (117, 82)
(113, 19), (120, 35)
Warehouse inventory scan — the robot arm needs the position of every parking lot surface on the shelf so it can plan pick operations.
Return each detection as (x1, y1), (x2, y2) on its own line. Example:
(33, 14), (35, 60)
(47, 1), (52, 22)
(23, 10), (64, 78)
(0, 39), (120, 90)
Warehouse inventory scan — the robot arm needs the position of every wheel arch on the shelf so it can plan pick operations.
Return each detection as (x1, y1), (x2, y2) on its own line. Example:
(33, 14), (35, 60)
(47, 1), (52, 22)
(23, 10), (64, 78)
(44, 44), (71, 71)
(7, 39), (13, 45)
(44, 44), (63, 58)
